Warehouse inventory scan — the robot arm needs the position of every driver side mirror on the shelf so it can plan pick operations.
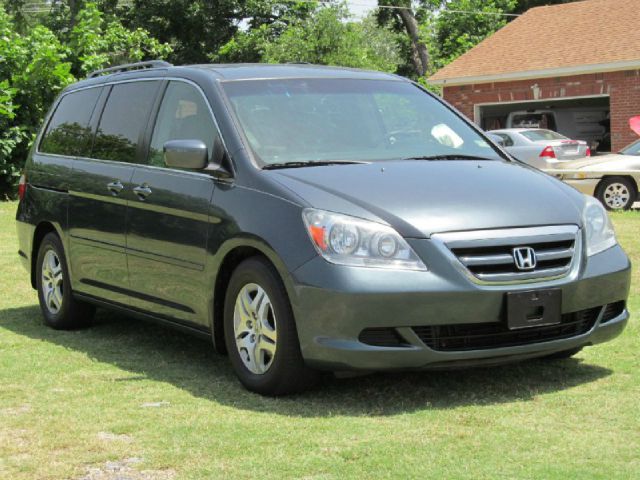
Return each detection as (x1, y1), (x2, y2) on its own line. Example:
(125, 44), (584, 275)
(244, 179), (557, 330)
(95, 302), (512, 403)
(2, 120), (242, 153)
(486, 133), (505, 147)
(164, 139), (208, 170)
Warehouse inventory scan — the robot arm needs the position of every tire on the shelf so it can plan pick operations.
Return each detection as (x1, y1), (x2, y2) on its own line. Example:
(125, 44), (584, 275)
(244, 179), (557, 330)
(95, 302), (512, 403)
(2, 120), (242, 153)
(223, 257), (318, 395)
(35, 232), (95, 329)
(543, 347), (583, 360)
(596, 177), (637, 211)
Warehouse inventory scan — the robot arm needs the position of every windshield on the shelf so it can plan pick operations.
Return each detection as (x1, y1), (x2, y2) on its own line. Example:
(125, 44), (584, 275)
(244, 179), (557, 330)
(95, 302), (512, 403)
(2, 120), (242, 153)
(521, 129), (567, 142)
(221, 79), (502, 166)
(620, 139), (640, 155)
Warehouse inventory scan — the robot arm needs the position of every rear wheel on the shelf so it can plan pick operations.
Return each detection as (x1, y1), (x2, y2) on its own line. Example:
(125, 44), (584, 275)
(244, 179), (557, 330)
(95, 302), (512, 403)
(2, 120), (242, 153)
(596, 177), (636, 210)
(36, 233), (95, 329)
(223, 257), (318, 395)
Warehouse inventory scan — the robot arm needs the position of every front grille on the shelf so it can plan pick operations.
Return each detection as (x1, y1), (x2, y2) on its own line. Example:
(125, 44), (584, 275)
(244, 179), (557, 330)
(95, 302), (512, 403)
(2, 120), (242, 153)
(434, 226), (579, 283)
(359, 328), (408, 347)
(601, 301), (625, 323)
(413, 306), (600, 351)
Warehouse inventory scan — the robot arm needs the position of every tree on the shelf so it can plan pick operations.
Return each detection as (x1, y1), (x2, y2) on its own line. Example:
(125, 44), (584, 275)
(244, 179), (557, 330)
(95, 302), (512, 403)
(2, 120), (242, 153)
(511, 0), (577, 15)
(68, 3), (172, 76)
(217, 5), (402, 73)
(377, 1), (430, 78)
(120, 0), (241, 64)
(377, 0), (517, 79)
(430, 0), (516, 69)
(0, 8), (72, 197)
(0, 3), (171, 197)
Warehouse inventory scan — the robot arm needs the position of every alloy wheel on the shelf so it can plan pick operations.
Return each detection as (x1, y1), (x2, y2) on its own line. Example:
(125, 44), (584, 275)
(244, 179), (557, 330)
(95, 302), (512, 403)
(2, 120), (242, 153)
(603, 182), (631, 209)
(233, 283), (278, 374)
(41, 249), (64, 314)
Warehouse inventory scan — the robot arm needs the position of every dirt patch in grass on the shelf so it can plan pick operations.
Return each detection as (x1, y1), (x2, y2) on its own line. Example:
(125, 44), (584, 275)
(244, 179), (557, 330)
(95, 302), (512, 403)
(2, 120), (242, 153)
(77, 458), (175, 480)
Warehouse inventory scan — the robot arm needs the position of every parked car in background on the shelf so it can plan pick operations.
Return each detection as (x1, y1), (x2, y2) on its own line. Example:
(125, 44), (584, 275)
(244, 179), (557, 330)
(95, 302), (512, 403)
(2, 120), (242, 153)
(15, 62), (631, 395)
(489, 128), (590, 169)
(550, 139), (640, 210)
(505, 109), (608, 151)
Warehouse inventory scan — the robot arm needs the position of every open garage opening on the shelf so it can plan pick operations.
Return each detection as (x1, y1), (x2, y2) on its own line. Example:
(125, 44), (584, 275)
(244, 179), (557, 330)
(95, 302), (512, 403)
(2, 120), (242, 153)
(476, 96), (611, 153)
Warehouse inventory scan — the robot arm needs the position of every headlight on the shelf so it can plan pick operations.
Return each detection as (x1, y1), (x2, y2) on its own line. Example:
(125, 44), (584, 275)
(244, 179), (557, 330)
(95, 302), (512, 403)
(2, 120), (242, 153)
(302, 208), (427, 271)
(583, 195), (617, 256)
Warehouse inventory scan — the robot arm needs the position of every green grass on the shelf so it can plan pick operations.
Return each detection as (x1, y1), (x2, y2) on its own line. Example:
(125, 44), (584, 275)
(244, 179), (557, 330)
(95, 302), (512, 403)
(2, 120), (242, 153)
(1, 201), (639, 480)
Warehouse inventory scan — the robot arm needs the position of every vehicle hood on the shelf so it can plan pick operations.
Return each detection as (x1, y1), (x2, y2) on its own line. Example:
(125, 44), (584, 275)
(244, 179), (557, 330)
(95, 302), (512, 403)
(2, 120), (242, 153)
(267, 160), (584, 238)
(554, 153), (640, 172)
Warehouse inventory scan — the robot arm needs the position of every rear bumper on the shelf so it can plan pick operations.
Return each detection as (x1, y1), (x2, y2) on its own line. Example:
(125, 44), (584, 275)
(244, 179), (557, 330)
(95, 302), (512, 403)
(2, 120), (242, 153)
(290, 242), (631, 371)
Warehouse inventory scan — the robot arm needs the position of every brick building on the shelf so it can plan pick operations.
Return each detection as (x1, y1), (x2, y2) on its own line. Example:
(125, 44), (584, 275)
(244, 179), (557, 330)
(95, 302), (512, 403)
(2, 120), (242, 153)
(429, 0), (640, 152)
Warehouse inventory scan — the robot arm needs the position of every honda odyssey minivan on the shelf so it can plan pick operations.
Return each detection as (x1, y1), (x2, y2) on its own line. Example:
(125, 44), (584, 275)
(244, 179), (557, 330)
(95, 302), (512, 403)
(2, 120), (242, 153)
(16, 62), (631, 395)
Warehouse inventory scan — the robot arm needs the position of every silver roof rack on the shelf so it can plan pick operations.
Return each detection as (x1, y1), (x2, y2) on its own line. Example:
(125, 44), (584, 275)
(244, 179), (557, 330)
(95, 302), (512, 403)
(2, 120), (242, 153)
(87, 60), (173, 78)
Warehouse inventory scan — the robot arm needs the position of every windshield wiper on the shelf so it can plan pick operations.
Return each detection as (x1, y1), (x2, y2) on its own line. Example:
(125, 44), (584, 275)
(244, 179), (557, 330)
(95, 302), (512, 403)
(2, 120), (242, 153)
(402, 154), (495, 161)
(262, 160), (368, 170)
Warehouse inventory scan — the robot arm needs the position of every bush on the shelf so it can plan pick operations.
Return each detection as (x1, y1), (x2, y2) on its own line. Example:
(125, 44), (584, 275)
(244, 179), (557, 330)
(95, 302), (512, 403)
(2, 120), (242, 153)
(0, 3), (171, 198)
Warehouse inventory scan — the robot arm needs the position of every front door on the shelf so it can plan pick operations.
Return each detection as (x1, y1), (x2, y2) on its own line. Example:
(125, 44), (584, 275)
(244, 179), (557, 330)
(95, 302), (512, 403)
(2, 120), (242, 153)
(125, 81), (218, 326)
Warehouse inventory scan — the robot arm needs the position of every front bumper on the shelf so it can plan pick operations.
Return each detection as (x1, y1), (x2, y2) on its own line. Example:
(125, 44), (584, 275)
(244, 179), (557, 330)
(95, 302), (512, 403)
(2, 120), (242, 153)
(290, 241), (631, 371)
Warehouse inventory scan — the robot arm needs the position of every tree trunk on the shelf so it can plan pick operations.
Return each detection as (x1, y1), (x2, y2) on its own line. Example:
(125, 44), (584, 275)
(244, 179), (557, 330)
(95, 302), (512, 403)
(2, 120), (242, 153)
(397, 7), (429, 77)
(69, 0), (80, 29)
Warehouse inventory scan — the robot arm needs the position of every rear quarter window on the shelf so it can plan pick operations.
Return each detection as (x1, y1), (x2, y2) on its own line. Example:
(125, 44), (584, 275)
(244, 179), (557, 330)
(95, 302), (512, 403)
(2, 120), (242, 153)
(39, 87), (102, 156)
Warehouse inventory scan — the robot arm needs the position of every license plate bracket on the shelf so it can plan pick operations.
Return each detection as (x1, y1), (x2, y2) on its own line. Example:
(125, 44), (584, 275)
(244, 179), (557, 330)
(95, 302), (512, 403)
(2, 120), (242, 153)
(506, 289), (562, 330)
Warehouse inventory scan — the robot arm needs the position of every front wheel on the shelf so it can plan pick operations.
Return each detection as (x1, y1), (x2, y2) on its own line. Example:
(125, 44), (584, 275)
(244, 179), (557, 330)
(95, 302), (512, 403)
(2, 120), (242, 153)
(36, 233), (95, 329)
(596, 177), (636, 210)
(223, 257), (318, 395)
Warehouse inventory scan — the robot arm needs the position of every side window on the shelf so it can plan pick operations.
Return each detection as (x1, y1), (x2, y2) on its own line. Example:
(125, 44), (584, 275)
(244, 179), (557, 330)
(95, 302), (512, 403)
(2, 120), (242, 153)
(92, 81), (161, 163)
(39, 87), (102, 156)
(498, 133), (514, 147)
(149, 82), (217, 167)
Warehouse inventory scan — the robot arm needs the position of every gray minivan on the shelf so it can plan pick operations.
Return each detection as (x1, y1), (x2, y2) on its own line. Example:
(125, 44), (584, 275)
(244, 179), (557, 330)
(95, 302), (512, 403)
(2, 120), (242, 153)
(16, 62), (631, 395)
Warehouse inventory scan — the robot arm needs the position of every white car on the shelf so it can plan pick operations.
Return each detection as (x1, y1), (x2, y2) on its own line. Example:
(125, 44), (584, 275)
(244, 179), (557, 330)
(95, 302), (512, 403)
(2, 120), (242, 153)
(488, 128), (590, 169)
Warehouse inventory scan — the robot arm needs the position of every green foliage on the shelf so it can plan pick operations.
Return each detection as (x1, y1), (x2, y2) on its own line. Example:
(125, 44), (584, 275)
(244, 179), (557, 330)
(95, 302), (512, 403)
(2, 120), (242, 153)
(121, 0), (241, 64)
(428, 0), (517, 70)
(511, 0), (577, 15)
(378, 0), (517, 79)
(0, 3), (171, 198)
(69, 3), (172, 75)
(218, 5), (402, 72)
(0, 8), (71, 198)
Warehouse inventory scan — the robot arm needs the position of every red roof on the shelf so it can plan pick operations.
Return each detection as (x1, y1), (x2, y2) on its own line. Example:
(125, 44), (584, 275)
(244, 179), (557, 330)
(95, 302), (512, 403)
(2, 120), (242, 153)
(429, 0), (640, 85)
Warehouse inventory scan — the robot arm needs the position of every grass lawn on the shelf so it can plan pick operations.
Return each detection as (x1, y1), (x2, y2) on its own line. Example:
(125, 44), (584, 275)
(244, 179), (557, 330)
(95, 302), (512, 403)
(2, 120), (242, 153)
(0, 200), (638, 480)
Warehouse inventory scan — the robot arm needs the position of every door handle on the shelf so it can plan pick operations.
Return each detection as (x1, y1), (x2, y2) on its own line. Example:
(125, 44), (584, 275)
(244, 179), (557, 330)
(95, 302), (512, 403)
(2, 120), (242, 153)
(107, 181), (124, 195)
(133, 184), (152, 200)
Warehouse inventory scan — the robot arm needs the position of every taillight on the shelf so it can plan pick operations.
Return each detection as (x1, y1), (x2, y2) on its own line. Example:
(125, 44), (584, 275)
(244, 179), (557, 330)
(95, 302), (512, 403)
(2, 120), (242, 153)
(18, 172), (27, 201)
(540, 146), (556, 158)
(586, 147), (591, 157)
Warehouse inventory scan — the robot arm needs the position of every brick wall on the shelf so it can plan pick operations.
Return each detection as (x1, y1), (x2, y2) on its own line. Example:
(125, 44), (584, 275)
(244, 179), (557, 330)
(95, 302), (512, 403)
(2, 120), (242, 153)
(442, 70), (640, 151)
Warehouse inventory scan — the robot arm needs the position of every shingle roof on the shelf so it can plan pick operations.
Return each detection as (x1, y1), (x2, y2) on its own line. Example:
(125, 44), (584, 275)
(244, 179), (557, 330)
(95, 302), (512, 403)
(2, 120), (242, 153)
(429, 0), (640, 85)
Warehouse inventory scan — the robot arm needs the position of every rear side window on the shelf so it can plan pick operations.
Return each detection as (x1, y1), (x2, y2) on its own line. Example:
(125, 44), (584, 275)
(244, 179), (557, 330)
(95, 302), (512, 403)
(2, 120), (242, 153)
(498, 133), (514, 147)
(521, 129), (567, 142)
(39, 87), (102, 156)
(148, 82), (217, 167)
(92, 81), (161, 163)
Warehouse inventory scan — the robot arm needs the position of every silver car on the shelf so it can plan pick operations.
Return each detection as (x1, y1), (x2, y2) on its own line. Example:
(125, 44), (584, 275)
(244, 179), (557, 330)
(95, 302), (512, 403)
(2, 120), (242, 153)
(489, 128), (590, 169)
